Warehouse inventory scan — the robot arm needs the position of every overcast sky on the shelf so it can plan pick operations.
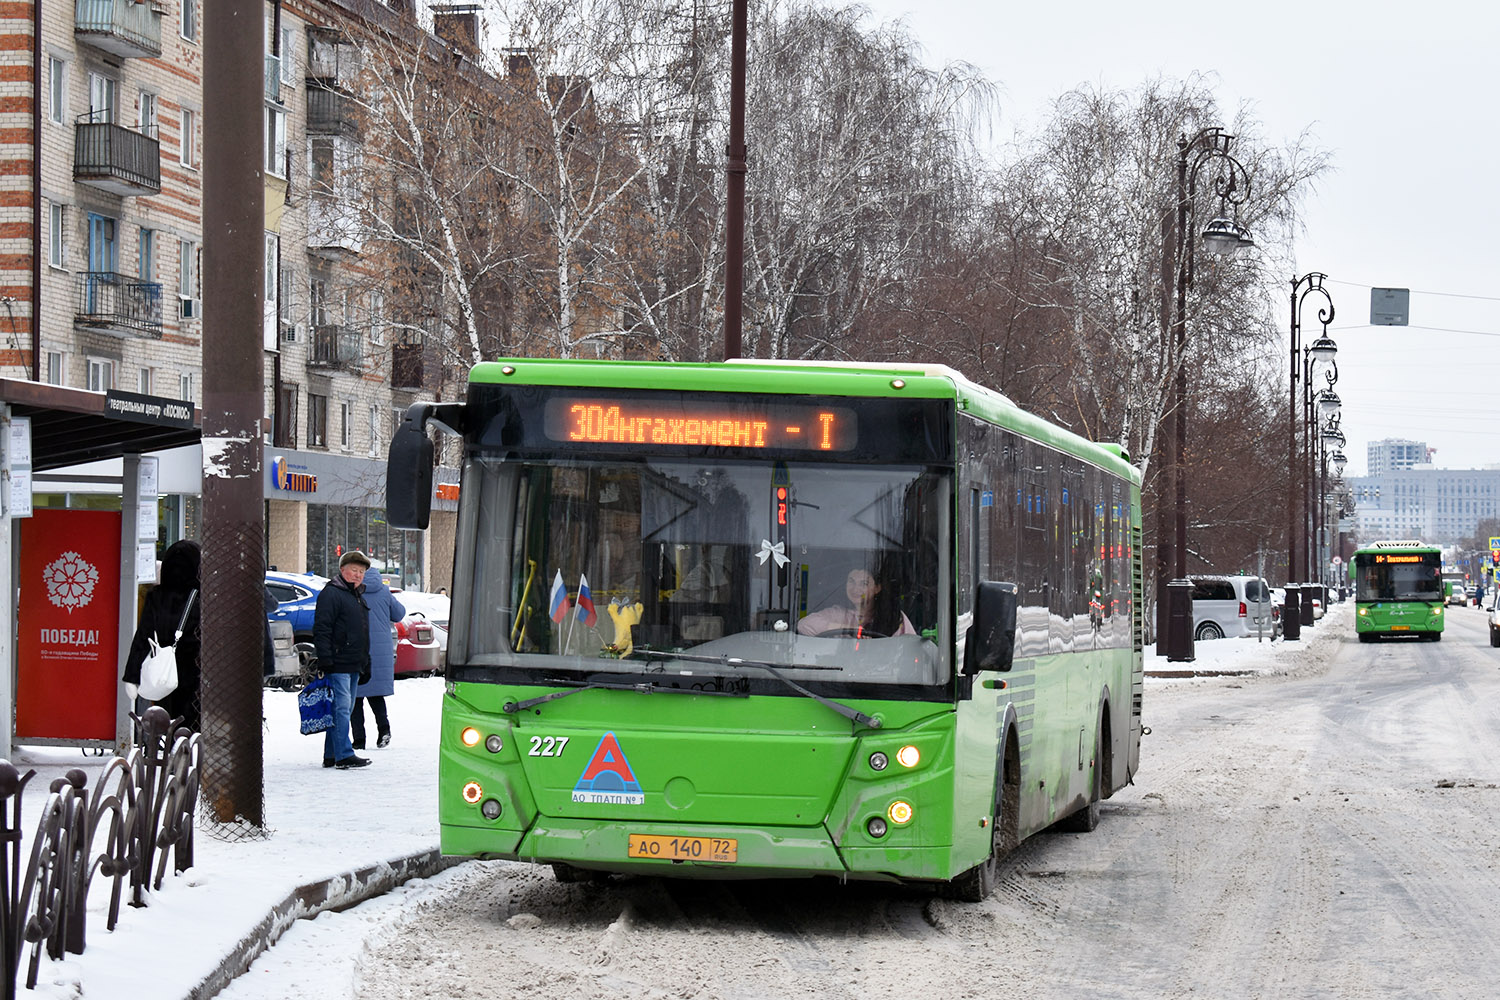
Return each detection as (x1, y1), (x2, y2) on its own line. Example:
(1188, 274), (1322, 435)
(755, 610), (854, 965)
(848, 0), (1500, 476)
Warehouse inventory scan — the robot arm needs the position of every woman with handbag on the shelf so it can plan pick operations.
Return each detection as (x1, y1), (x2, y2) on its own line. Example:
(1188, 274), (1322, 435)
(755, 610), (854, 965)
(122, 539), (202, 733)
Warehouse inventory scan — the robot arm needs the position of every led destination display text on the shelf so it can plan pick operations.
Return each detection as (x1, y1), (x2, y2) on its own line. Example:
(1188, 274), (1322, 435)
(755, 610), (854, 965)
(544, 398), (856, 452)
(1373, 554), (1430, 564)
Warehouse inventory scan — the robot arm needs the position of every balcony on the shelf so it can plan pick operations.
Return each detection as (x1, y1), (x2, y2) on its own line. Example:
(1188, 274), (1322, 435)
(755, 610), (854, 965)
(73, 272), (163, 338)
(75, 0), (162, 59)
(74, 118), (160, 195)
(306, 84), (355, 135)
(308, 325), (362, 370)
(308, 195), (362, 257)
(392, 342), (426, 389)
(306, 26), (361, 83)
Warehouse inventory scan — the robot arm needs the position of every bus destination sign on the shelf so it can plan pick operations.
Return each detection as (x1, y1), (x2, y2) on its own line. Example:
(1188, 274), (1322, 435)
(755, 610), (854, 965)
(544, 397), (857, 452)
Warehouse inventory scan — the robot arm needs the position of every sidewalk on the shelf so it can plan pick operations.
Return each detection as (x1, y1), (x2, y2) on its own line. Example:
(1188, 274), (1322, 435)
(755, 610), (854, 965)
(17, 606), (1351, 998)
(18, 676), (448, 1000)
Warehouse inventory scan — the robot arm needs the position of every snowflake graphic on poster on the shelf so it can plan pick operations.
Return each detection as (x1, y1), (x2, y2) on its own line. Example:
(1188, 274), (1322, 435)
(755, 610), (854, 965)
(43, 551), (99, 613)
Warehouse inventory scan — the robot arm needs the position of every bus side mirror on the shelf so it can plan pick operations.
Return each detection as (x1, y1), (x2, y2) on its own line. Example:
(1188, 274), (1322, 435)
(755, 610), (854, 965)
(965, 581), (1018, 674)
(387, 409), (435, 530)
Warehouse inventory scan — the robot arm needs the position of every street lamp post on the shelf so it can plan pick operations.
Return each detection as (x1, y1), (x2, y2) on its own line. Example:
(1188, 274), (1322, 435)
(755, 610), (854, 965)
(1161, 128), (1253, 662)
(1286, 273), (1336, 640)
(1305, 383), (1340, 623)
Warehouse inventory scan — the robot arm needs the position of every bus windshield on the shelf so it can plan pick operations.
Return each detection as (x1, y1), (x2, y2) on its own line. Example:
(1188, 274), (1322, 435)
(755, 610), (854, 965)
(1355, 553), (1442, 602)
(452, 455), (948, 685)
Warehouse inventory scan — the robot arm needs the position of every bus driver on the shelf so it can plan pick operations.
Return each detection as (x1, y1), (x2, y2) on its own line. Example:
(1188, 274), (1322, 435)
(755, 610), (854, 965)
(797, 567), (915, 637)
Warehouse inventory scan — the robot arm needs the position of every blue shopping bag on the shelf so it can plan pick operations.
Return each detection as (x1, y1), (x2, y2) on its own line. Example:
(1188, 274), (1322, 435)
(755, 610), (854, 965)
(297, 676), (334, 735)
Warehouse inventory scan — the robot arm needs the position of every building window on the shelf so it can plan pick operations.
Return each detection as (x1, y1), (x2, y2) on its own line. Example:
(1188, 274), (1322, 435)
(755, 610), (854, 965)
(265, 106), (286, 178)
(138, 367), (152, 393)
(48, 57), (66, 125)
(138, 90), (158, 137)
(369, 404), (380, 456)
(179, 239), (197, 315)
(181, 0), (197, 42)
(275, 384), (298, 447)
(44, 351), (63, 385)
(340, 400), (351, 449)
(179, 108), (197, 167)
(87, 72), (117, 124)
(87, 358), (114, 392)
(308, 392), (328, 448)
(369, 291), (385, 345)
(279, 25), (296, 84)
(180, 372), (193, 401)
(138, 228), (155, 282)
(48, 203), (64, 269)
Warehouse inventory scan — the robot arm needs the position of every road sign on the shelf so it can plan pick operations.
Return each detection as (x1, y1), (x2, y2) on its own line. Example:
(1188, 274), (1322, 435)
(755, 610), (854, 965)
(1490, 536), (1500, 550)
(1370, 288), (1409, 326)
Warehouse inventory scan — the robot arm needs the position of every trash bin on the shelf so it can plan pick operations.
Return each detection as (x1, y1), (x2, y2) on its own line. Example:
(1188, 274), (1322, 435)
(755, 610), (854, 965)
(1166, 577), (1195, 662)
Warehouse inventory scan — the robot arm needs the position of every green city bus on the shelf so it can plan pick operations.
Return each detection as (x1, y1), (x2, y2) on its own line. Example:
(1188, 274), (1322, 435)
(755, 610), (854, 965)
(1351, 540), (1445, 641)
(387, 359), (1144, 900)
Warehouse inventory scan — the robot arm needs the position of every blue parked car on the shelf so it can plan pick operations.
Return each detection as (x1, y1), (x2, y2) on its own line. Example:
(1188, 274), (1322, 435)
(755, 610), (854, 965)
(265, 570), (328, 641)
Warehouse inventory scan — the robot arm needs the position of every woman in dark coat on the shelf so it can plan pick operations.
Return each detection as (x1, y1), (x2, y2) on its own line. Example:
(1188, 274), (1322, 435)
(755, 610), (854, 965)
(353, 566), (404, 749)
(122, 539), (202, 732)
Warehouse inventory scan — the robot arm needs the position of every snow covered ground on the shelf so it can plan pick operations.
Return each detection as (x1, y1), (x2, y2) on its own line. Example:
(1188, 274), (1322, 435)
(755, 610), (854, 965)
(14, 606), (1351, 999)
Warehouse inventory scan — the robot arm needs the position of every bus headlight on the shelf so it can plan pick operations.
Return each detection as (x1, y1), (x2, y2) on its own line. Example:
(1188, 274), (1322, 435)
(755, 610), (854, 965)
(481, 798), (503, 820)
(888, 800), (913, 825)
(462, 781), (483, 804)
(867, 816), (888, 838)
(1357, 607), (1368, 617)
(868, 752), (889, 771)
(896, 745), (921, 768)
(1432, 606), (1444, 616)
(461, 727), (482, 747)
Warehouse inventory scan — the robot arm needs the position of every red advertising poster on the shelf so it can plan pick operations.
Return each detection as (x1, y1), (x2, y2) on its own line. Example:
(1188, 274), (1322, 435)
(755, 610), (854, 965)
(15, 509), (122, 741)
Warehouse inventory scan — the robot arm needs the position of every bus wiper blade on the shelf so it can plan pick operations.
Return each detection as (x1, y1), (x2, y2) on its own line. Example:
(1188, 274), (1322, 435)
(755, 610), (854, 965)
(626, 650), (880, 730)
(502, 674), (742, 714)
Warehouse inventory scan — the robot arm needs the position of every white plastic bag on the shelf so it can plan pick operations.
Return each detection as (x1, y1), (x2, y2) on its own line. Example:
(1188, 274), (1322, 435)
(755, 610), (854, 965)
(135, 589), (195, 702)
(137, 636), (179, 701)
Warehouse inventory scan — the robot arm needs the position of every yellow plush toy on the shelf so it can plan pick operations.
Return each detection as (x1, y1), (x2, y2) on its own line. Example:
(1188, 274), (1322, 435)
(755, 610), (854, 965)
(605, 601), (644, 658)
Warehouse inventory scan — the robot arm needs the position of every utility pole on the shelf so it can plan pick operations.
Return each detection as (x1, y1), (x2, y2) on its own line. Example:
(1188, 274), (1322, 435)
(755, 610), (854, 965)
(201, 0), (267, 831)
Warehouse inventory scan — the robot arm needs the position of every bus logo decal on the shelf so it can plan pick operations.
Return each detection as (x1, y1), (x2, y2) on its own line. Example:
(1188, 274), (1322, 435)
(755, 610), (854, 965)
(572, 731), (645, 805)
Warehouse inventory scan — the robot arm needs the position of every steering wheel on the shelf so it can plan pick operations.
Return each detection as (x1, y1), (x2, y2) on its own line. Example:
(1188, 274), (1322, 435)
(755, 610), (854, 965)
(815, 626), (889, 639)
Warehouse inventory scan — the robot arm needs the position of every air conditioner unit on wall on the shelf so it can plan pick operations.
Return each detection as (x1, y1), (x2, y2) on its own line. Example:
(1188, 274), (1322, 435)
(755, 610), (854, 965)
(282, 322), (303, 344)
(180, 297), (199, 319)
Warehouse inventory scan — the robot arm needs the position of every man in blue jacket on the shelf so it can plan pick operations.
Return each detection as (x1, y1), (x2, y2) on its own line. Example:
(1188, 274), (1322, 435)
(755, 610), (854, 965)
(313, 549), (374, 769)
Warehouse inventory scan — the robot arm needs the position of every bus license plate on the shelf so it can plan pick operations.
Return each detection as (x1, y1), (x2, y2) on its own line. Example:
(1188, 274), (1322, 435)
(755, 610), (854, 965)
(628, 834), (738, 863)
(1390, 625), (1410, 631)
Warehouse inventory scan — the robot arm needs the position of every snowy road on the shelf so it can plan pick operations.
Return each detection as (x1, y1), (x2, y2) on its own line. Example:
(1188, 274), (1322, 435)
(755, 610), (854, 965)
(229, 609), (1500, 999)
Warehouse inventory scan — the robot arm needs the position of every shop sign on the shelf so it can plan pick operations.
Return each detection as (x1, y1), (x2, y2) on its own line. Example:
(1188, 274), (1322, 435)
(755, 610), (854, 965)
(270, 455), (317, 493)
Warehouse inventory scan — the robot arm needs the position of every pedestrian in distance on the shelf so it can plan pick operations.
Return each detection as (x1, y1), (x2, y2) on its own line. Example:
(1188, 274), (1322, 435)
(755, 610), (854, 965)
(353, 565), (403, 750)
(122, 539), (202, 732)
(313, 550), (374, 769)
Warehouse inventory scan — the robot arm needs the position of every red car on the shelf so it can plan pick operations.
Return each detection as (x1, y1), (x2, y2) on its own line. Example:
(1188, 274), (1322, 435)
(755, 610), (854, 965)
(393, 616), (442, 676)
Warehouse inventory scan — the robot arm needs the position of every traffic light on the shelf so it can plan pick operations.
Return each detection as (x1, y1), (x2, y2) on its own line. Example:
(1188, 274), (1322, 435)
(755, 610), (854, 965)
(1492, 549), (1499, 566)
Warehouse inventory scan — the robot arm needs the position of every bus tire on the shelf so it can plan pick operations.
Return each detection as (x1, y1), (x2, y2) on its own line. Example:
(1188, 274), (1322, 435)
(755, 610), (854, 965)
(945, 741), (1019, 902)
(1358, 633), (1373, 643)
(1489, 628), (1500, 648)
(1056, 716), (1104, 834)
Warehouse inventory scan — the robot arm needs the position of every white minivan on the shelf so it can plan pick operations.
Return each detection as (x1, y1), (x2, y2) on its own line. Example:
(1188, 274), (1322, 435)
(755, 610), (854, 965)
(1188, 575), (1276, 640)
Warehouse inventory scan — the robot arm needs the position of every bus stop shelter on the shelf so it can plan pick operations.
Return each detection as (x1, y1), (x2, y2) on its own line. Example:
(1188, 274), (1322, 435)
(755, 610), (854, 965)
(0, 378), (200, 759)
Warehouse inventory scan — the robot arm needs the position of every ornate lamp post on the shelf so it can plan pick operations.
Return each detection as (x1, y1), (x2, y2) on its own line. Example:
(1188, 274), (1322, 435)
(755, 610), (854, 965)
(1285, 273), (1336, 639)
(1161, 128), (1253, 662)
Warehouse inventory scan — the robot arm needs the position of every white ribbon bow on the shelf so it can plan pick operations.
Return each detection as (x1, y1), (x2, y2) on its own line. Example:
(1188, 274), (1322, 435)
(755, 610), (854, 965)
(756, 539), (789, 568)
